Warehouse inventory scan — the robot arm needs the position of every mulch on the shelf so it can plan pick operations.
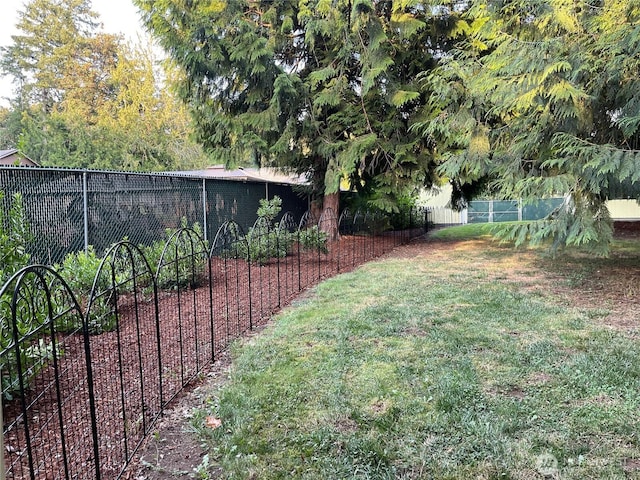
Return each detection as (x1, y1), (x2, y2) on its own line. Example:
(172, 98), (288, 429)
(6, 221), (638, 479)
(2, 232), (416, 479)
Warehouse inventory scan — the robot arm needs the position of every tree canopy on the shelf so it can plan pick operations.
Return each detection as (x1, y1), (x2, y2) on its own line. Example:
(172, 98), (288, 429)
(134, 0), (455, 212)
(0, 0), (210, 171)
(3, 0), (639, 251)
(416, 0), (640, 253)
(135, 0), (640, 251)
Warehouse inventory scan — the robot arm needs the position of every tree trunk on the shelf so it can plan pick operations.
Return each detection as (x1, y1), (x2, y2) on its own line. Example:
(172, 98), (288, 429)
(320, 191), (340, 241)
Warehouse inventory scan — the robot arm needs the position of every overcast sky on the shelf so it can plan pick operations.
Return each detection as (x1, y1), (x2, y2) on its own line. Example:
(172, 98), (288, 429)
(0, 0), (148, 106)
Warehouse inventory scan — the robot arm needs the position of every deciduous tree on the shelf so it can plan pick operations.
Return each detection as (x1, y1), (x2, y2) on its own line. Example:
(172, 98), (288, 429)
(0, 0), (210, 171)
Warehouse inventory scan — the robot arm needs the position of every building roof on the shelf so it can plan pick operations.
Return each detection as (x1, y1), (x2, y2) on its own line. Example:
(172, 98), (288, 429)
(0, 148), (39, 167)
(172, 165), (309, 185)
(0, 149), (19, 159)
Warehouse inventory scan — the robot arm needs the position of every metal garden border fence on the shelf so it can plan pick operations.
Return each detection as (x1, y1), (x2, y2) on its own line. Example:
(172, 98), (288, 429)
(0, 196), (427, 479)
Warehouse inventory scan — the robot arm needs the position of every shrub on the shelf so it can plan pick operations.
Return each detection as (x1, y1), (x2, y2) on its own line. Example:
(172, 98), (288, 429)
(241, 227), (293, 264)
(143, 219), (208, 290)
(1, 338), (62, 401)
(0, 192), (57, 399)
(0, 192), (31, 284)
(58, 246), (121, 334)
(298, 225), (329, 254)
(235, 197), (294, 264)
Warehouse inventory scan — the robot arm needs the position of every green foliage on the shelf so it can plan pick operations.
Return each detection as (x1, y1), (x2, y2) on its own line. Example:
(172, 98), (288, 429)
(256, 196), (282, 224)
(0, 0), (210, 171)
(0, 192), (57, 400)
(298, 226), (329, 255)
(135, 0), (448, 209)
(223, 197), (330, 263)
(2, 338), (62, 402)
(58, 246), (120, 334)
(241, 227), (294, 265)
(236, 197), (293, 264)
(143, 220), (208, 290)
(0, 192), (31, 284)
(59, 246), (104, 298)
(417, 0), (640, 254)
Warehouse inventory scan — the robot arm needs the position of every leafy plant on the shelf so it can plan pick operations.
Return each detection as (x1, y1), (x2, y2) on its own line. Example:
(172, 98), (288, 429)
(256, 196), (282, 223)
(0, 192), (31, 284)
(57, 246), (120, 334)
(143, 219), (208, 290)
(237, 197), (294, 264)
(59, 246), (104, 296)
(298, 226), (329, 254)
(241, 227), (293, 264)
(0, 192), (59, 399)
(1, 338), (62, 401)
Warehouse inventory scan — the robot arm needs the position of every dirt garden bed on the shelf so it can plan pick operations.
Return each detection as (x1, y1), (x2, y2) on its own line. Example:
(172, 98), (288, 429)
(3, 232), (415, 479)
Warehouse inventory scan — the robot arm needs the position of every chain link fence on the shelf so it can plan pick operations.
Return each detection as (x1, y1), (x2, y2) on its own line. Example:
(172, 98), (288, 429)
(426, 198), (566, 226)
(0, 167), (308, 265)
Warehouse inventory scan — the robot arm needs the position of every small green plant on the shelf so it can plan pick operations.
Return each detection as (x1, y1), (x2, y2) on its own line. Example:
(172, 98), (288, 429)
(193, 453), (211, 479)
(57, 246), (121, 334)
(236, 197), (294, 264)
(59, 246), (103, 296)
(298, 225), (329, 254)
(241, 227), (293, 264)
(257, 196), (282, 222)
(1, 338), (62, 401)
(0, 192), (31, 284)
(143, 219), (208, 290)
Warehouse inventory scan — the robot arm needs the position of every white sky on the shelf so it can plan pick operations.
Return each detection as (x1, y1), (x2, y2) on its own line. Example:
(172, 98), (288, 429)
(0, 0), (148, 106)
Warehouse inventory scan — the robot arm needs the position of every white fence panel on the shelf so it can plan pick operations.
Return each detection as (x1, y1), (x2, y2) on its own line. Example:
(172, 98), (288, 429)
(426, 206), (466, 225)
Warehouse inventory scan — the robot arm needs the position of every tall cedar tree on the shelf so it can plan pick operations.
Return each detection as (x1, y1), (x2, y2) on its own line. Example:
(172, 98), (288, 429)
(1, 0), (100, 109)
(415, 0), (640, 254)
(134, 0), (456, 216)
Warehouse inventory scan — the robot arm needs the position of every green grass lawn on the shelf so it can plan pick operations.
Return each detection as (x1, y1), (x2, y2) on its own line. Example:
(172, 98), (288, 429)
(191, 226), (640, 479)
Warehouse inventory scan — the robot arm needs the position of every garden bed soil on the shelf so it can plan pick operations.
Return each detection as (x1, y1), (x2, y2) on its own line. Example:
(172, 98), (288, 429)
(3, 232), (413, 479)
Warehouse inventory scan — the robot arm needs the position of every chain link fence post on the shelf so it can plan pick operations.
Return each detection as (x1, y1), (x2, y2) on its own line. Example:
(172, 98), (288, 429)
(202, 178), (208, 244)
(83, 171), (89, 254)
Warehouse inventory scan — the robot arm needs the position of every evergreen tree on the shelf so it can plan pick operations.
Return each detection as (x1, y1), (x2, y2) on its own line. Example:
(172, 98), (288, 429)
(416, 0), (640, 253)
(1, 0), (100, 109)
(135, 0), (453, 216)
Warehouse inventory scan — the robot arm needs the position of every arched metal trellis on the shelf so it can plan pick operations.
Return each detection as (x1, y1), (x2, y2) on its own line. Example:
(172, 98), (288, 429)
(338, 208), (356, 271)
(248, 216), (277, 316)
(338, 208), (354, 236)
(318, 208), (338, 277)
(210, 221), (251, 346)
(298, 211), (319, 289)
(276, 212), (298, 308)
(155, 228), (213, 401)
(85, 241), (160, 478)
(0, 266), (94, 479)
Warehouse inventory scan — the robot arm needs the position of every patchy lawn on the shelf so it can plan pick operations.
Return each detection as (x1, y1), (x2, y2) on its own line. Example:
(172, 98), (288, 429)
(133, 223), (640, 480)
